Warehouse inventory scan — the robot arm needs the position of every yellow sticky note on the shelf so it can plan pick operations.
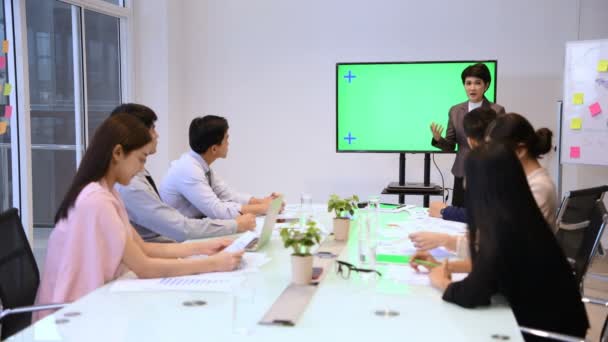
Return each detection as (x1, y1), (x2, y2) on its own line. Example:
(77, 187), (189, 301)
(570, 117), (582, 130)
(598, 60), (608, 72)
(573, 93), (584, 105)
(0, 121), (7, 135)
(3, 83), (11, 96)
(2, 40), (8, 54)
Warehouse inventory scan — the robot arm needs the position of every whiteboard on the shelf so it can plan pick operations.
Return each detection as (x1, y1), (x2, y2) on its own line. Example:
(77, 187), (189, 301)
(562, 39), (608, 166)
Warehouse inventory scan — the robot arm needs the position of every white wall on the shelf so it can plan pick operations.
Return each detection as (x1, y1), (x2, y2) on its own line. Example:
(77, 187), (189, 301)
(134, 0), (608, 206)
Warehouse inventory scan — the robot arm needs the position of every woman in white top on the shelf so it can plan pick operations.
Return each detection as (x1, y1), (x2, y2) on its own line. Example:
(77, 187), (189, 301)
(410, 113), (557, 255)
(486, 112), (557, 230)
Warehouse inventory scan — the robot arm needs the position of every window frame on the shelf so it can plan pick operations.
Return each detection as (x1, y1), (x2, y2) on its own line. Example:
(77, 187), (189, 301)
(9, 0), (133, 241)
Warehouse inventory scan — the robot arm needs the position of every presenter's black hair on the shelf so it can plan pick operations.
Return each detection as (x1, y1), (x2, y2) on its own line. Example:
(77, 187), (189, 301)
(461, 63), (492, 85)
(486, 113), (552, 159)
(110, 103), (158, 128)
(189, 115), (229, 154)
(463, 107), (497, 142)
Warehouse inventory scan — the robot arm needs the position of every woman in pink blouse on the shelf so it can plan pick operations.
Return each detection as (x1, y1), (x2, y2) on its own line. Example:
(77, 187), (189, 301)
(35, 114), (244, 320)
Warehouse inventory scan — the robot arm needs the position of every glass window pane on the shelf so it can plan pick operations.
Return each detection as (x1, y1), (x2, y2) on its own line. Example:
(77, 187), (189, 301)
(85, 10), (121, 138)
(0, 0), (15, 212)
(100, 0), (122, 6)
(26, 0), (79, 227)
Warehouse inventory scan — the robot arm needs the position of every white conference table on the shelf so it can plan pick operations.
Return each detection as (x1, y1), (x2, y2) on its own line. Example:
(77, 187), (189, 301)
(8, 205), (523, 342)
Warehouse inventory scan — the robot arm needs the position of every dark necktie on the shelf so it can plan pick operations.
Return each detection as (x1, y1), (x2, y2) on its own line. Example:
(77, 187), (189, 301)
(145, 175), (160, 197)
(205, 170), (213, 188)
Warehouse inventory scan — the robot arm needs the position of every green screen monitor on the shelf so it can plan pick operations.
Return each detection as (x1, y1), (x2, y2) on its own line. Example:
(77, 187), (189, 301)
(336, 60), (497, 153)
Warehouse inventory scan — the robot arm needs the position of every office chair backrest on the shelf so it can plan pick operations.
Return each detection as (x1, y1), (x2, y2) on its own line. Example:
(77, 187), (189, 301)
(0, 208), (40, 340)
(557, 185), (608, 230)
(573, 201), (608, 290)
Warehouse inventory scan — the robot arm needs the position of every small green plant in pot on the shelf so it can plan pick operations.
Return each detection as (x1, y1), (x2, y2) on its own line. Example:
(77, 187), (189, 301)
(280, 221), (322, 285)
(327, 194), (359, 241)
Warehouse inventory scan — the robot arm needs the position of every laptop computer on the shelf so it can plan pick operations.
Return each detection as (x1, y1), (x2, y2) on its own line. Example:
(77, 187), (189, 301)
(224, 196), (283, 252)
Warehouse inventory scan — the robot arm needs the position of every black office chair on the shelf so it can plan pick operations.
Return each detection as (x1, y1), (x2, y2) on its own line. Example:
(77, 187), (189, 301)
(555, 185), (608, 260)
(572, 201), (608, 294)
(0, 208), (66, 340)
(518, 202), (608, 341)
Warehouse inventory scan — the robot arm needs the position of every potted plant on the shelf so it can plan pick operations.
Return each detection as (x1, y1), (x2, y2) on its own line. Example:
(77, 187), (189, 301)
(327, 194), (359, 241)
(280, 221), (322, 285)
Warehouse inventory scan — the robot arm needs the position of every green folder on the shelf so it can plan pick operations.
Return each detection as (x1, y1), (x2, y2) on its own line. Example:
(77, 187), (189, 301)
(375, 254), (410, 264)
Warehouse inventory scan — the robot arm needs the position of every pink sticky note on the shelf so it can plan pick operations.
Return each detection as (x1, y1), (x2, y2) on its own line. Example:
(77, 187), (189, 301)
(589, 102), (602, 117)
(0, 56), (5, 69)
(570, 146), (581, 159)
(4, 105), (12, 119)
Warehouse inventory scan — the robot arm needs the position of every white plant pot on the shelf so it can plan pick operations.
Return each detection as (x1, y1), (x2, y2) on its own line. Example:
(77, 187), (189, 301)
(333, 218), (351, 241)
(291, 254), (313, 285)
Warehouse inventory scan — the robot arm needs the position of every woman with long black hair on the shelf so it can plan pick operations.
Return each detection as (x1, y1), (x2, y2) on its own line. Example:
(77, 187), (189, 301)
(413, 143), (588, 340)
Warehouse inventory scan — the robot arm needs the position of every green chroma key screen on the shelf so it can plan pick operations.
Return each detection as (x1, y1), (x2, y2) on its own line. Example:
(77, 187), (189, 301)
(336, 61), (496, 152)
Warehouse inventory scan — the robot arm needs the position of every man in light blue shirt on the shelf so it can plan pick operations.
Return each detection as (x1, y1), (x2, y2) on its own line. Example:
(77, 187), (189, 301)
(160, 115), (280, 220)
(112, 104), (256, 242)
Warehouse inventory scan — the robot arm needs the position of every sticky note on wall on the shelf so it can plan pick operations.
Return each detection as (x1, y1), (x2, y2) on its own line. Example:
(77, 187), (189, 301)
(2, 40), (8, 54)
(573, 93), (584, 105)
(598, 60), (608, 72)
(589, 102), (602, 117)
(3, 83), (11, 96)
(570, 146), (581, 159)
(4, 105), (11, 119)
(0, 121), (6, 135)
(570, 117), (582, 129)
(0, 56), (5, 69)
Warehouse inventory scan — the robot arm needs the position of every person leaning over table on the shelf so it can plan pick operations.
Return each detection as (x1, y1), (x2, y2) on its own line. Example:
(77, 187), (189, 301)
(112, 103), (256, 242)
(429, 62), (505, 207)
(34, 114), (244, 321)
(410, 143), (588, 341)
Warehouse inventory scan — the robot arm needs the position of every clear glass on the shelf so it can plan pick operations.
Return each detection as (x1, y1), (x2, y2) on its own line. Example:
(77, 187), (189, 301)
(84, 10), (121, 139)
(357, 208), (369, 264)
(0, 0), (13, 212)
(26, 0), (78, 227)
(231, 278), (257, 335)
(299, 193), (312, 227)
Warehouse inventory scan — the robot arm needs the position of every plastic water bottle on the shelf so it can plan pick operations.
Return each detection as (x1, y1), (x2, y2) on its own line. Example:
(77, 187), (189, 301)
(367, 197), (380, 269)
(358, 208), (369, 264)
(299, 193), (312, 227)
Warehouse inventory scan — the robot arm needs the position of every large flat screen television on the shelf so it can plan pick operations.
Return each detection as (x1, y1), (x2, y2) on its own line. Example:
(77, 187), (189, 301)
(336, 60), (497, 153)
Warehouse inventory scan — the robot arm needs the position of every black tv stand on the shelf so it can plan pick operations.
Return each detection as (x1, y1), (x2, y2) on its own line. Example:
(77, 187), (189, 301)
(382, 153), (443, 207)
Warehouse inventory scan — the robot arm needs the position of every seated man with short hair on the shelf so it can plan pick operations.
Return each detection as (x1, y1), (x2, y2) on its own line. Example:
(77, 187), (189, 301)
(113, 104), (256, 242)
(160, 115), (281, 220)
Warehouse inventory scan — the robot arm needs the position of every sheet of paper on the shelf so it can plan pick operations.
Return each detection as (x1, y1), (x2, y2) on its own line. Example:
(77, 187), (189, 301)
(0, 56), (5, 69)
(110, 275), (244, 293)
(225, 231), (258, 252)
(385, 265), (468, 286)
(0, 121), (7, 135)
(598, 60), (608, 72)
(573, 93), (584, 105)
(570, 117), (582, 130)
(4, 105), (12, 119)
(2, 40), (8, 54)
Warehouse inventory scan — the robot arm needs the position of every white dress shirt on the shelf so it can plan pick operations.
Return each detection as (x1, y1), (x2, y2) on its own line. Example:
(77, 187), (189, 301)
(116, 169), (237, 242)
(160, 150), (251, 219)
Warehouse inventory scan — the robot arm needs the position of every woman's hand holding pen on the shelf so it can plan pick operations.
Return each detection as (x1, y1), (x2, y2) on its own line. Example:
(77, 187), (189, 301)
(429, 259), (452, 291)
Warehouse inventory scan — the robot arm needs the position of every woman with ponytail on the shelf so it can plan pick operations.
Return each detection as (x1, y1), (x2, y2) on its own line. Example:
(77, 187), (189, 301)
(486, 113), (557, 230)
